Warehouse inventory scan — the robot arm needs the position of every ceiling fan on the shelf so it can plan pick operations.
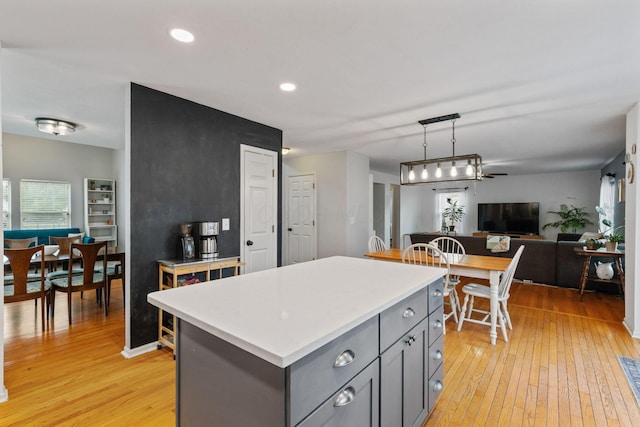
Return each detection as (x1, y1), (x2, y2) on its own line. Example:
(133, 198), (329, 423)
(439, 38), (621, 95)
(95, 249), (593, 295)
(482, 172), (508, 179)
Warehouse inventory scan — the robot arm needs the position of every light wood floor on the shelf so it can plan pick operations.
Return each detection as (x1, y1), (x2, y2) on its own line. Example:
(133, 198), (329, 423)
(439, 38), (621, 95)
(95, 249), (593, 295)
(2, 280), (639, 426)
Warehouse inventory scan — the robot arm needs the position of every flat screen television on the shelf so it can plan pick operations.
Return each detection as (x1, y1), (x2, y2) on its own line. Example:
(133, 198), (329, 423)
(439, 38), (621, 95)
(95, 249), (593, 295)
(477, 202), (540, 235)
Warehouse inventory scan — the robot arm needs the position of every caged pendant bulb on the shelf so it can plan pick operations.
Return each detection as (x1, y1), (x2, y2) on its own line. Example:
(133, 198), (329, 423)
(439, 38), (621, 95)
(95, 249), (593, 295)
(421, 165), (428, 179)
(435, 163), (442, 178)
(408, 166), (415, 181)
(466, 160), (474, 176)
(450, 161), (458, 177)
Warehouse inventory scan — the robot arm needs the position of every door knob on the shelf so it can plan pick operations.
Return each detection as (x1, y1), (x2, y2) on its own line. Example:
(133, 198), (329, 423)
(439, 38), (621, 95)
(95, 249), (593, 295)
(246, 240), (254, 246)
(288, 228), (292, 231)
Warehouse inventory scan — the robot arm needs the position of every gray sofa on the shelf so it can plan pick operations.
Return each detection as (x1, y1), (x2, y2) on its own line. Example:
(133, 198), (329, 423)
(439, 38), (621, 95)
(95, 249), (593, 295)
(410, 233), (623, 292)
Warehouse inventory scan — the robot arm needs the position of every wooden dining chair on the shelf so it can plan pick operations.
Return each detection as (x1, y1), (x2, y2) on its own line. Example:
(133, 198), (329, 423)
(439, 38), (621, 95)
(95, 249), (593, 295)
(368, 235), (387, 252)
(5, 237), (38, 248)
(457, 245), (525, 342)
(48, 241), (108, 324)
(4, 245), (49, 330)
(402, 243), (457, 333)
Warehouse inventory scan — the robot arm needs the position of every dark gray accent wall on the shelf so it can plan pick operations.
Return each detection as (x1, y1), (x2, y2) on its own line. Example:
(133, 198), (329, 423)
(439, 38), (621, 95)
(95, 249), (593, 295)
(130, 83), (282, 348)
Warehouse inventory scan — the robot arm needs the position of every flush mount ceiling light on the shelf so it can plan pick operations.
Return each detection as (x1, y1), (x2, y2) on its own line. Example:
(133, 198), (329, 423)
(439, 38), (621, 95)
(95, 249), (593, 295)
(35, 117), (76, 136)
(279, 82), (296, 92)
(170, 28), (194, 43)
(400, 113), (482, 185)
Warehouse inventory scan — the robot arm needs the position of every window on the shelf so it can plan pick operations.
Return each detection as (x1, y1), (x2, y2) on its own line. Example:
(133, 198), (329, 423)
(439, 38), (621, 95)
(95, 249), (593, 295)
(598, 176), (616, 232)
(3, 179), (10, 229)
(20, 180), (71, 229)
(435, 191), (467, 234)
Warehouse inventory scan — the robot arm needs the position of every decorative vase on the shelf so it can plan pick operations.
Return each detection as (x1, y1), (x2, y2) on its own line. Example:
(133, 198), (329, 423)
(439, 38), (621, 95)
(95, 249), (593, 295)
(605, 241), (617, 252)
(595, 261), (614, 280)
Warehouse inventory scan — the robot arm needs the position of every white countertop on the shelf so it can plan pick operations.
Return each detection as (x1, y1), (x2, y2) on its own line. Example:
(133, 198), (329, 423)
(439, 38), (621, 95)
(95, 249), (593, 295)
(148, 256), (445, 367)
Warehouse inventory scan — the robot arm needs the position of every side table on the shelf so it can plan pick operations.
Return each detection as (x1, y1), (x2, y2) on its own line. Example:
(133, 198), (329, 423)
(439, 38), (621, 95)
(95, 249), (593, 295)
(573, 247), (624, 301)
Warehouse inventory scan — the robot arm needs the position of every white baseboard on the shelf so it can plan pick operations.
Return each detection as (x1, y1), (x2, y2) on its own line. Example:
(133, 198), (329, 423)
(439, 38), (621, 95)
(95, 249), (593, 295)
(0, 385), (8, 403)
(121, 342), (159, 359)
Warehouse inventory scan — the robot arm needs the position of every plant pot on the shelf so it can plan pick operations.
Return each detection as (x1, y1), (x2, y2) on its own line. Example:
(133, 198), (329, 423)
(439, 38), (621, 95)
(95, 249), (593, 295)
(605, 241), (617, 252)
(585, 239), (596, 250)
(448, 226), (456, 232)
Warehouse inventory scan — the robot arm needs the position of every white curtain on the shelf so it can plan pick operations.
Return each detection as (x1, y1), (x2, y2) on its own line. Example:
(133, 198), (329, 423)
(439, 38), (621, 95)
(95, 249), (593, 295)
(598, 176), (616, 232)
(435, 191), (467, 233)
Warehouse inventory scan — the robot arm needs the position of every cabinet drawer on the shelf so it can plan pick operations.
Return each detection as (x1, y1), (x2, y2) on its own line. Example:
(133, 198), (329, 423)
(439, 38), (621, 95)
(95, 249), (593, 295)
(428, 305), (444, 346)
(428, 364), (444, 415)
(427, 279), (444, 314)
(289, 316), (379, 426)
(428, 333), (444, 379)
(298, 359), (379, 427)
(380, 287), (429, 352)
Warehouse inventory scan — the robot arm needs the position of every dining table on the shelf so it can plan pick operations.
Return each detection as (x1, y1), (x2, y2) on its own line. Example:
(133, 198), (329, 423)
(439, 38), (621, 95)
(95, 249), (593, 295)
(364, 248), (512, 345)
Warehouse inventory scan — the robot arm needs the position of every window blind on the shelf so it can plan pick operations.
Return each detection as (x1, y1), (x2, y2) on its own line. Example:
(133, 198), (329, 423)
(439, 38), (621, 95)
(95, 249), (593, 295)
(2, 179), (10, 229)
(20, 179), (71, 229)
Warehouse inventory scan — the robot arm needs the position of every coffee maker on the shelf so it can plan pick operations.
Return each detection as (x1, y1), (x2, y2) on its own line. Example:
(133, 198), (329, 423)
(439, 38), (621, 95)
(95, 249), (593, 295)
(198, 221), (219, 258)
(179, 223), (196, 259)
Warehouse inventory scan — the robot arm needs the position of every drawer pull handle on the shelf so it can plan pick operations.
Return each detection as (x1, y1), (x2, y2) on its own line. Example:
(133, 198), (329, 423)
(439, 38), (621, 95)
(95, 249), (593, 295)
(433, 289), (443, 297)
(334, 350), (355, 368)
(334, 386), (356, 407)
(434, 320), (443, 329)
(433, 380), (443, 392)
(402, 308), (415, 318)
(405, 335), (416, 346)
(433, 350), (443, 360)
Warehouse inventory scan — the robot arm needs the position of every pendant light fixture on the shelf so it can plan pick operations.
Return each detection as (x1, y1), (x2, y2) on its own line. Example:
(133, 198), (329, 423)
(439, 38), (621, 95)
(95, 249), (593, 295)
(400, 113), (483, 185)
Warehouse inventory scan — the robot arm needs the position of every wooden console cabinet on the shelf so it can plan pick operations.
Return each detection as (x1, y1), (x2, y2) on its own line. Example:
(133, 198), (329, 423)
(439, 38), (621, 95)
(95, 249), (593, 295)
(472, 232), (543, 240)
(157, 257), (244, 355)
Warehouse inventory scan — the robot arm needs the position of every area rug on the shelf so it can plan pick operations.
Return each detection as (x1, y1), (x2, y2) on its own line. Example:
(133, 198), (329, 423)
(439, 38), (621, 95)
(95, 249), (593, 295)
(618, 356), (640, 406)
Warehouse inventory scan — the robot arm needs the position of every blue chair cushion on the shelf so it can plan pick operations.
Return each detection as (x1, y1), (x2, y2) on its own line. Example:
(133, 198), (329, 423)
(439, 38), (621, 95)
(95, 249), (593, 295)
(45, 269), (84, 281)
(49, 273), (105, 288)
(4, 273), (43, 284)
(4, 281), (51, 297)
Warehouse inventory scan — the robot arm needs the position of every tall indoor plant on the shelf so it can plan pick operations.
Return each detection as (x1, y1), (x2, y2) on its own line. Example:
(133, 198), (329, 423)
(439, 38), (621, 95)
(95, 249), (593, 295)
(443, 199), (465, 232)
(542, 204), (593, 233)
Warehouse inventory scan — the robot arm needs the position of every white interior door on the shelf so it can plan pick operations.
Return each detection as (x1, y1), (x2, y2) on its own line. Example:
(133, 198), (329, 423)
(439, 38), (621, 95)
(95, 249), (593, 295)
(287, 174), (316, 264)
(241, 145), (277, 274)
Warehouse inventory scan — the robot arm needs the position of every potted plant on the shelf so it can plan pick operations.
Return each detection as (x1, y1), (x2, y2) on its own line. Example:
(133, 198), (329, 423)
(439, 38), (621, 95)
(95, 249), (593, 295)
(595, 206), (624, 251)
(542, 204), (593, 233)
(442, 199), (465, 232)
(89, 180), (96, 191)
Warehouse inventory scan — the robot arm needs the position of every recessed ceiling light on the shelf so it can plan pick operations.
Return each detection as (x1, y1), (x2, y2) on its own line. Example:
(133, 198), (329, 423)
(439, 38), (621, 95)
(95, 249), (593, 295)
(170, 28), (194, 43)
(280, 82), (296, 92)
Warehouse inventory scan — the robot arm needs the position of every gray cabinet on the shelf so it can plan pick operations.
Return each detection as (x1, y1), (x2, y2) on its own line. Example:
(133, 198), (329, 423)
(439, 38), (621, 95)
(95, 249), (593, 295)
(176, 279), (444, 426)
(298, 360), (379, 427)
(379, 280), (444, 427)
(380, 317), (429, 427)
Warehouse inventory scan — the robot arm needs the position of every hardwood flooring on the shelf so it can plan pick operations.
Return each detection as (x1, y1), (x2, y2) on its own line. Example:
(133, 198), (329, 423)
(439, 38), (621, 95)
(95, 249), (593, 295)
(2, 279), (639, 426)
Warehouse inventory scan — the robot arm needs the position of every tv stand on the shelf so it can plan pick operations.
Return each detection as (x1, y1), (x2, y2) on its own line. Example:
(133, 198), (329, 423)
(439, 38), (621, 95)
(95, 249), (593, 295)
(472, 232), (543, 240)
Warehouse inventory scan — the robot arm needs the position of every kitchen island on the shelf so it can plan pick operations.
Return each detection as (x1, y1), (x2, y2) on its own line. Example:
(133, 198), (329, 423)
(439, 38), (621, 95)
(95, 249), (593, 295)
(148, 256), (445, 426)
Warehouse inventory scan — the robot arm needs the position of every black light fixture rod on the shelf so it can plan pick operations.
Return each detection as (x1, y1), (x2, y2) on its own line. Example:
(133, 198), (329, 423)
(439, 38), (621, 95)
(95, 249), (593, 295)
(418, 113), (460, 126)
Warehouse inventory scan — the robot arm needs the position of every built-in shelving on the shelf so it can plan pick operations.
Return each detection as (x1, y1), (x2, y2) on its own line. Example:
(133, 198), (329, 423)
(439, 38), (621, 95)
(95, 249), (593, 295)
(84, 178), (117, 246)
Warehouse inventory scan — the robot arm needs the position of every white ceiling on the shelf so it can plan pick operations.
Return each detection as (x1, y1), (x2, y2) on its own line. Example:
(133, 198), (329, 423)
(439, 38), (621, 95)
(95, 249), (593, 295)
(1, 1), (639, 176)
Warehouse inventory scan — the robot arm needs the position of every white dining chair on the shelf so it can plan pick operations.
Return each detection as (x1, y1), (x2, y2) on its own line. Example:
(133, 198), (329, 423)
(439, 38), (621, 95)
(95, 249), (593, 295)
(402, 243), (456, 334)
(368, 235), (387, 252)
(457, 245), (525, 342)
(430, 236), (465, 327)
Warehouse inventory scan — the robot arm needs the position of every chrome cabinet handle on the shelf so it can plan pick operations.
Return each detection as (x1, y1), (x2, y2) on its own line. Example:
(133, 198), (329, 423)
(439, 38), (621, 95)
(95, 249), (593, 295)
(334, 350), (355, 368)
(433, 320), (443, 329)
(405, 335), (416, 346)
(402, 308), (415, 318)
(433, 381), (443, 392)
(334, 386), (356, 407)
(433, 289), (443, 297)
(433, 350), (443, 360)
